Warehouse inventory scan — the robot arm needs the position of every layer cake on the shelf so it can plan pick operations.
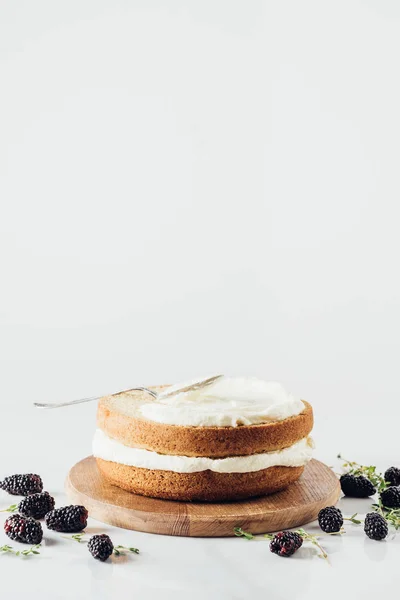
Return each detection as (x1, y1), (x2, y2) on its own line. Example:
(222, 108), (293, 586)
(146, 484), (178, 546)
(93, 377), (314, 502)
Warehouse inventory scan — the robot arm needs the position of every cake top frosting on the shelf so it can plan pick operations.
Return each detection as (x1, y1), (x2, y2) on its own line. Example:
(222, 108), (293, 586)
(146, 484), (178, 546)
(139, 376), (305, 427)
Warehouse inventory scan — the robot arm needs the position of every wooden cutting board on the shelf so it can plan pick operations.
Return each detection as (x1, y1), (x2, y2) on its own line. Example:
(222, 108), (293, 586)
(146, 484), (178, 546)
(65, 457), (340, 537)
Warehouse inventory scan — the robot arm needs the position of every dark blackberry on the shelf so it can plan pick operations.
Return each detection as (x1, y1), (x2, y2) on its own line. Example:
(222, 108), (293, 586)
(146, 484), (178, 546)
(340, 474), (376, 498)
(88, 534), (114, 561)
(4, 514), (43, 544)
(318, 506), (343, 533)
(384, 467), (400, 487)
(380, 486), (400, 509)
(45, 505), (88, 532)
(0, 474), (43, 496)
(18, 492), (55, 520)
(364, 513), (388, 541)
(270, 531), (303, 557)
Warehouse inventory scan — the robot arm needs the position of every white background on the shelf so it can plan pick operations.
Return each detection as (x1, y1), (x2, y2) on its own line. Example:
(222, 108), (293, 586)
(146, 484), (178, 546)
(1, 1), (399, 598)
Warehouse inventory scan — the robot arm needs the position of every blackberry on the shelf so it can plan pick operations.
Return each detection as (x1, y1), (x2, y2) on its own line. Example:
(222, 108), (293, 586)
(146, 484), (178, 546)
(270, 531), (303, 557)
(45, 505), (88, 532)
(318, 506), (343, 533)
(88, 534), (114, 561)
(18, 492), (55, 520)
(364, 513), (388, 541)
(380, 486), (400, 509)
(4, 514), (43, 544)
(0, 474), (43, 496)
(340, 474), (376, 498)
(384, 467), (400, 487)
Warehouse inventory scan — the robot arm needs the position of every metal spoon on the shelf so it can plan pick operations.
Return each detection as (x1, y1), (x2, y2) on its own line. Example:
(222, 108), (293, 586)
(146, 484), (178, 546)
(33, 374), (224, 409)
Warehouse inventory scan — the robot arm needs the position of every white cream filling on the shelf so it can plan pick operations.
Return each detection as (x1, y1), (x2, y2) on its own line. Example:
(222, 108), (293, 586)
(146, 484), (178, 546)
(139, 376), (305, 427)
(93, 429), (314, 474)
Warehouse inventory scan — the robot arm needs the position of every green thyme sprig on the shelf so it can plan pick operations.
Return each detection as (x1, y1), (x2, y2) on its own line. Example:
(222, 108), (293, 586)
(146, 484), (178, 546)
(344, 513), (362, 525)
(234, 526), (329, 561)
(0, 544), (41, 557)
(263, 529), (329, 561)
(233, 527), (254, 540)
(383, 509), (400, 530)
(295, 528), (329, 561)
(113, 545), (140, 556)
(64, 534), (139, 555)
(337, 454), (388, 492)
(372, 501), (400, 530)
(0, 504), (18, 513)
(65, 533), (86, 543)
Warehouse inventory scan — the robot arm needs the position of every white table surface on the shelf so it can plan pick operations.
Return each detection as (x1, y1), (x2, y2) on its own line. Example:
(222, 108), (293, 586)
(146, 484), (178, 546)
(0, 397), (398, 600)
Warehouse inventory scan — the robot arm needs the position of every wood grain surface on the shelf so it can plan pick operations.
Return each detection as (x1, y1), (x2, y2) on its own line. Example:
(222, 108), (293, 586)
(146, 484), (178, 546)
(65, 457), (341, 537)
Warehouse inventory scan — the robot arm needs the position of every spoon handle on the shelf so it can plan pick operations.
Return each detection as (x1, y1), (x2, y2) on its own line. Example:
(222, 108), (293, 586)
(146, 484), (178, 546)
(33, 387), (157, 409)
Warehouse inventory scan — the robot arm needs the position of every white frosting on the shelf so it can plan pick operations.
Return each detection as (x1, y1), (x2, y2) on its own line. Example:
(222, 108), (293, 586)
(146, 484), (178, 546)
(93, 429), (314, 473)
(139, 377), (305, 427)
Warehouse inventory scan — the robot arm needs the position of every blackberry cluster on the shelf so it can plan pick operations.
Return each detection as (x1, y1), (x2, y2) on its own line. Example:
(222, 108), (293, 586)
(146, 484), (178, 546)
(18, 492), (55, 520)
(380, 486), (400, 509)
(384, 467), (400, 487)
(0, 474), (43, 496)
(4, 514), (43, 545)
(88, 534), (114, 561)
(364, 513), (388, 541)
(269, 531), (303, 557)
(45, 505), (88, 533)
(318, 506), (343, 533)
(340, 474), (375, 498)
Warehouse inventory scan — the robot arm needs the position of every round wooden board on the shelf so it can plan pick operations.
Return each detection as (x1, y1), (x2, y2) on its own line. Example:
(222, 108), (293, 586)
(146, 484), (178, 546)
(66, 457), (340, 537)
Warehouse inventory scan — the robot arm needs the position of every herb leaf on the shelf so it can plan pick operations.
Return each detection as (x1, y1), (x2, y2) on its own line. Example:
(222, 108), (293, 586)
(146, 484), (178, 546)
(0, 504), (18, 513)
(0, 544), (41, 557)
(113, 545), (140, 556)
(373, 501), (400, 529)
(63, 533), (87, 543)
(337, 454), (388, 492)
(233, 527), (254, 540)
